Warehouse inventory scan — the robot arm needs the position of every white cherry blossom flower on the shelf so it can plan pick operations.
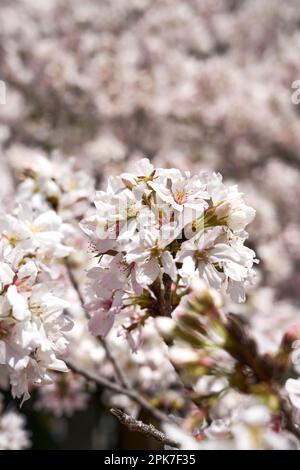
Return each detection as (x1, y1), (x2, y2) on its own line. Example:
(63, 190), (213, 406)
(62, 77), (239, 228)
(177, 227), (254, 299)
(126, 228), (178, 286)
(149, 173), (209, 214)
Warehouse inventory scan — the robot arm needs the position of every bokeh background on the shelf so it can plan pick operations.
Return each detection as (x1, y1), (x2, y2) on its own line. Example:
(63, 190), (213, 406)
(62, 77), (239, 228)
(0, 0), (300, 449)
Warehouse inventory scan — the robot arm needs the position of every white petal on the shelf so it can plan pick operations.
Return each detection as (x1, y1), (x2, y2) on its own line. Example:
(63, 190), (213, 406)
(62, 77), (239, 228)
(126, 247), (147, 264)
(199, 227), (223, 249)
(0, 341), (6, 364)
(136, 259), (160, 286)
(199, 263), (223, 290)
(7, 285), (30, 321)
(286, 378), (300, 396)
(0, 262), (14, 285)
(161, 251), (177, 281)
(49, 357), (69, 373)
(228, 206), (256, 231)
(34, 211), (61, 230)
(179, 255), (196, 278)
(224, 261), (248, 281)
(209, 244), (240, 263)
(286, 379), (300, 408)
(18, 260), (38, 284)
(227, 280), (246, 303)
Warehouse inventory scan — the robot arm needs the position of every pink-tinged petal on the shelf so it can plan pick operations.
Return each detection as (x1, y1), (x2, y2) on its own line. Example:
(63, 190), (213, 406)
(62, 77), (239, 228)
(88, 311), (114, 337)
(95, 238), (117, 253)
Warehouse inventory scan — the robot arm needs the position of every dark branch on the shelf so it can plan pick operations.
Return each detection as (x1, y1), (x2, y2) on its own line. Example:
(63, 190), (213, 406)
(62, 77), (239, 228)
(110, 408), (179, 448)
(66, 359), (176, 425)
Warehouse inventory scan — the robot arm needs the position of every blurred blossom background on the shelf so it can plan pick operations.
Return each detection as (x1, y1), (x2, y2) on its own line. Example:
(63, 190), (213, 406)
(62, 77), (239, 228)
(0, 0), (300, 449)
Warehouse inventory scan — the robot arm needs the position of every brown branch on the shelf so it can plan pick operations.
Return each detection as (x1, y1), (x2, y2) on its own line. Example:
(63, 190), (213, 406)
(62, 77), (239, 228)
(66, 359), (176, 425)
(64, 260), (179, 427)
(225, 314), (274, 383)
(65, 261), (129, 388)
(150, 275), (173, 317)
(110, 408), (179, 448)
(225, 314), (300, 440)
(65, 260), (86, 308)
(279, 396), (300, 440)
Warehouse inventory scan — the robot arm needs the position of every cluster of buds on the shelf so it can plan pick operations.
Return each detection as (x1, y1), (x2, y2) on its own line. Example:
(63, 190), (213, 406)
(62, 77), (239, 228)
(159, 280), (300, 449)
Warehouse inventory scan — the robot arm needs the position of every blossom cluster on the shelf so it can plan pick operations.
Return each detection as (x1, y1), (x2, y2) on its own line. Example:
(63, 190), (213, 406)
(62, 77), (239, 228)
(0, 204), (72, 400)
(9, 149), (95, 222)
(81, 159), (256, 339)
(1, 151), (300, 450)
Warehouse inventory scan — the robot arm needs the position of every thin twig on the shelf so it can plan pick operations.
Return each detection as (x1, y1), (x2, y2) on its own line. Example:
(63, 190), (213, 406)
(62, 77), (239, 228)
(102, 338), (130, 389)
(65, 260), (86, 307)
(65, 262), (178, 426)
(66, 359), (176, 425)
(110, 408), (179, 448)
(279, 396), (300, 440)
(226, 314), (300, 440)
(65, 261), (128, 387)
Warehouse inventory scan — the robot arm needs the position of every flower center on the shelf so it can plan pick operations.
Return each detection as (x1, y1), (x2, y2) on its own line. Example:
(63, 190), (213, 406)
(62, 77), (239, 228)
(3, 233), (17, 246)
(150, 246), (162, 258)
(196, 250), (207, 261)
(126, 202), (139, 218)
(173, 189), (187, 205)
